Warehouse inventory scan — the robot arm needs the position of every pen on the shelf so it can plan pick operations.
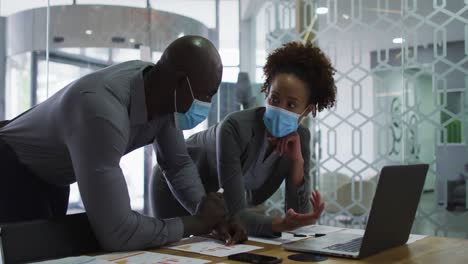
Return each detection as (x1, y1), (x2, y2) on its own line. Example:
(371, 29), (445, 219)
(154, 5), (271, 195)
(285, 231), (326, 238)
(293, 233), (307, 237)
(285, 231), (308, 237)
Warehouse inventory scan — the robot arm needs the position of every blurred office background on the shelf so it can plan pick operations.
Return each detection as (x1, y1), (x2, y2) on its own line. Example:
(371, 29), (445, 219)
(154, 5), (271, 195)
(0, 0), (466, 238)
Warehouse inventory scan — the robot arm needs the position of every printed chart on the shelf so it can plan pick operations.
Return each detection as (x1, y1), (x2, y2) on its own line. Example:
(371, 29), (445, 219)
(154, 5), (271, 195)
(97, 251), (210, 264)
(168, 237), (262, 257)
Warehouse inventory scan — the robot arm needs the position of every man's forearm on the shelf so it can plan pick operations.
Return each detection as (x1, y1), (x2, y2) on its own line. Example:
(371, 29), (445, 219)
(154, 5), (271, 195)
(165, 166), (206, 214)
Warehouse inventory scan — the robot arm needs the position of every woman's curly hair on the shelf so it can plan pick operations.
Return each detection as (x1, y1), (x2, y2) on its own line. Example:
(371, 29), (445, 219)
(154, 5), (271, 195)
(261, 42), (337, 112)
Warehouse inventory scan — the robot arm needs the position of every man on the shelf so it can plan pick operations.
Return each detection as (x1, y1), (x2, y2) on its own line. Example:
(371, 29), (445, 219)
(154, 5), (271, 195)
(0, 36), (227, 251)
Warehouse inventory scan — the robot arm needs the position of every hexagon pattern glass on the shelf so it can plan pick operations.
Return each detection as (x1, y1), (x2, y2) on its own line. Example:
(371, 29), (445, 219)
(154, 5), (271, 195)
(256, 0), (468, 238)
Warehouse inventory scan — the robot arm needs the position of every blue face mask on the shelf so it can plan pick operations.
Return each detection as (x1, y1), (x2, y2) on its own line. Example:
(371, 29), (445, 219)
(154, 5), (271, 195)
(174, 77), (211, 130)
(263, 104), (305, 138)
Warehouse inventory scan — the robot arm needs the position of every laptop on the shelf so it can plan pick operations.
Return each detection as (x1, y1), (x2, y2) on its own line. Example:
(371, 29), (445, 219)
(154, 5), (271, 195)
(283, 164), (429, 259)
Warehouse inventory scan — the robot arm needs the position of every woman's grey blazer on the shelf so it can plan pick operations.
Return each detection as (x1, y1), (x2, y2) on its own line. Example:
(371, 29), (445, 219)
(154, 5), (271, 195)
(151, 107), (312, 237)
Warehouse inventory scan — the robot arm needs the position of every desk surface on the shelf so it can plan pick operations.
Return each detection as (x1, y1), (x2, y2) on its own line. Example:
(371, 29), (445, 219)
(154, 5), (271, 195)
(153, 236), (468, 264)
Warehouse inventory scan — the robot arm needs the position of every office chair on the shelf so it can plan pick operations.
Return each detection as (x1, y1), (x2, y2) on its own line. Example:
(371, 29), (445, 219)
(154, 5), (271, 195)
(0, 213), (101, 264)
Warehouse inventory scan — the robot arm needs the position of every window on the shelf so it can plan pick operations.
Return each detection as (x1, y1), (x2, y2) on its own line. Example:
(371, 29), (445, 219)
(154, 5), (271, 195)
(219, 0), (240, 83)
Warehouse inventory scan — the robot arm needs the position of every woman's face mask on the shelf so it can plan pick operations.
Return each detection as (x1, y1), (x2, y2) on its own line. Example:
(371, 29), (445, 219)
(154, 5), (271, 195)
(262, 73), (317, 137)
(262, 104), (310, 138)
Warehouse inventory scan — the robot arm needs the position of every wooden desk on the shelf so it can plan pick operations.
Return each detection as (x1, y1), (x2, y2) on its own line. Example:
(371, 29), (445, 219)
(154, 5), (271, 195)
(153, 236), (468, 264)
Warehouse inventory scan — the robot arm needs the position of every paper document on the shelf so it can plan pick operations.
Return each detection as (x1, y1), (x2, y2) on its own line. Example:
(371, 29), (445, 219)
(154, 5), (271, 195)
(31, 256), (110, 264)
(168, 236), (262, 257)
(32, 251), (211, 264)
(248, 232), (310, 245)
(97, 251), (210, 264)
(97, 252), (144, 262)
(406, 234), (427, 244)
(293, 225), (345, 235)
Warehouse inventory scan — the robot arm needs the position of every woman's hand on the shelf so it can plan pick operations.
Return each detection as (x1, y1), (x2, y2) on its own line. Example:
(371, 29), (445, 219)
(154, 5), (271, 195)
(268, 132), (303, 162)
(273, 190), (325, 232)
(268, 131), (305, 186)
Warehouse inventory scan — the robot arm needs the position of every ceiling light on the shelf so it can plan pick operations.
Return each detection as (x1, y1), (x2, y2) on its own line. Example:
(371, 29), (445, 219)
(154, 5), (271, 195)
(392, 37), (405, 44)
(316, 7), (328, 14)
(85, 29), (93, 35)
(129, 38), (135, 43)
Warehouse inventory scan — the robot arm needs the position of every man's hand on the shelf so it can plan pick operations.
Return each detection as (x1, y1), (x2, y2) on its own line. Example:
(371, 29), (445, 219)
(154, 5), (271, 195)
(183, 192), (227, 237)
(195, 192), (227, 230)
(275, 190), (325, 231)
(212, 217), (247, 245)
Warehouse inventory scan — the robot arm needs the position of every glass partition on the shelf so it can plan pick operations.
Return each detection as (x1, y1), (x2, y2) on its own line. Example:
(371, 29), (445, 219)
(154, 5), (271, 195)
(241, 0), (467, 238)
(1, 1), (219, 214)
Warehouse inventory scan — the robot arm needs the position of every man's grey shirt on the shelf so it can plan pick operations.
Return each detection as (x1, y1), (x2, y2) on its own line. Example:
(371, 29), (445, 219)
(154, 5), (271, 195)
(0, 60), (206, 251)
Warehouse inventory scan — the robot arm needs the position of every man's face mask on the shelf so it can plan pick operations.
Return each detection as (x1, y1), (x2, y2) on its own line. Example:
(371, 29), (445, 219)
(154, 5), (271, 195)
(174, 76), (211, 130)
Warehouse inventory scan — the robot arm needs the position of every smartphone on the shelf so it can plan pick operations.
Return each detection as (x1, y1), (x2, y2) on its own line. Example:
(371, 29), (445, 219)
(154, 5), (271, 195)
(227, 252), (282, 264)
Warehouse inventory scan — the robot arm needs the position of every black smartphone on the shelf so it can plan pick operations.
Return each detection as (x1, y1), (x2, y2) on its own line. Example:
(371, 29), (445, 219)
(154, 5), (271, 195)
(227, 252), (282, 264)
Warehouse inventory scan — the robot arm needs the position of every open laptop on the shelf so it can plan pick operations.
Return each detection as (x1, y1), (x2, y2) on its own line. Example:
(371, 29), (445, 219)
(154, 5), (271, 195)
(283, 164), (429, 259)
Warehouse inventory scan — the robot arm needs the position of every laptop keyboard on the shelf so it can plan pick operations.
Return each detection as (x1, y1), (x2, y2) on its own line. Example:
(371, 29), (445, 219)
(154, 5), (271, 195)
(324, 237), (363, 252)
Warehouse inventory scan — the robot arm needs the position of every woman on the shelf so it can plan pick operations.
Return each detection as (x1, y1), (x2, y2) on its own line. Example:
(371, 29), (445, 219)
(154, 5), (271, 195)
(150, 41), (336, 242)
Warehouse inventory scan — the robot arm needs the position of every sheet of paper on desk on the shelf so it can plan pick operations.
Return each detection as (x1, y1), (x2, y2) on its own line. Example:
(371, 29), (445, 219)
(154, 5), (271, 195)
(168, 236), (262, 258)
(97, 251), (144, 261)
(248, 233), (309, 245)
(97, 251), (210, 264)
(292, 225), (345, 235)
(31, 256), (111, 264)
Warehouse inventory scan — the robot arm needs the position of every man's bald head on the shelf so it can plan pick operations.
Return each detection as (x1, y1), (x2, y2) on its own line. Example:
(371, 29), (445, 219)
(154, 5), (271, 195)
(160, 35), (222, 96)
(144, 36), (223, 117)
